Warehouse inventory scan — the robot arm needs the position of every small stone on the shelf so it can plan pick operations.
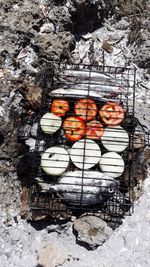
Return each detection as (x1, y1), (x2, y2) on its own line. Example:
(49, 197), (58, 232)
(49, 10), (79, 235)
(71, 216), (76, 222)
(20, 187), (31, 219)
(37, 244), (68, 267)
(102, 39), (113, 54)
(17, 123), (32, 141)
(40, 23), (55, 34)
(73, 216), (113, 249)
(2, 68), (8, 75)
(17, 48), (29, 60)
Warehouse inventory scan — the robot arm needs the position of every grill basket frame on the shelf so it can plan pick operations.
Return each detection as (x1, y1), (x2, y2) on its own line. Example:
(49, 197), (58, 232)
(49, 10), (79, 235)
(28, 63), (148, 224)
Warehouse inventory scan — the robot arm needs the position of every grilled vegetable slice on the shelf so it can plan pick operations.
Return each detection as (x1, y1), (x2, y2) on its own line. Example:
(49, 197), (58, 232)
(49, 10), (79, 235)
(99, 102), (124, 126)
(40, 112), (62, 134)
(70, 139), (101, 169)
(74, 98), (97, 121)
(41, 146), (69, 176)
(101, 126), (129, 152)
(99, 152), (125, 178)
(85, 120), (104, 140)
(63, 116), (86, 141)
(51, 99), (69, 117)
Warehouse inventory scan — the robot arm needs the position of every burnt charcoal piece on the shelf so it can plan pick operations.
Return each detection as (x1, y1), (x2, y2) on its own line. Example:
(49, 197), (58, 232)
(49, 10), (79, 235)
(0, 132), (4, 145)
(17, 117), (33, 141)
(57, 128), (67, 145)
(17, 152), (40, 186)
(16, 31), (35, 48)
(44, 128), (67, 147)
(17, 124), (32, 141)
(125, 114), (138, 132)
(35, 65), (54, 90)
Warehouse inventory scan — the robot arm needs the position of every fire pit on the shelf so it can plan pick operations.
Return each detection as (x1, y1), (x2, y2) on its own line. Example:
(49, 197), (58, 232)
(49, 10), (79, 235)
(20, 63), (148, 223)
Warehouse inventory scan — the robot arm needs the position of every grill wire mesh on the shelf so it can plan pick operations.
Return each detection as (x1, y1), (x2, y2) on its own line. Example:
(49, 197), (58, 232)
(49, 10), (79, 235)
(29, 64), (148, 224)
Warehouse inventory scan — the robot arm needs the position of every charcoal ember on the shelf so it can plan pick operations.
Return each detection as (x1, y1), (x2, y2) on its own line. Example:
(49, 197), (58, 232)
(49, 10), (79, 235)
(18, 123), (32, 141)
(17, 115), (33, 141)
(17, 151), (40, 186)
(35, 66), (54, 90)
(1, 129), (20, 159)
(0, 132), (4, 145)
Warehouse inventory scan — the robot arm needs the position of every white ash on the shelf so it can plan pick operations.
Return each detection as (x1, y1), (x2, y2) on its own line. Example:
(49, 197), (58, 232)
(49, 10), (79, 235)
(17, 46), (38, 73)
(25, 138), (36, 151)
(71, 22), (130, 67)
(0, 91), (23, 121)
(31, 122), (38, 138)
(25, 138), (45, 152)
(0, 106), (5, 117)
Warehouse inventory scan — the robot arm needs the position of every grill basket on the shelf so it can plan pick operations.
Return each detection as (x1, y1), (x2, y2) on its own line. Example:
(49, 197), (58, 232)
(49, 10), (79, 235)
(28, 64), (148, 224)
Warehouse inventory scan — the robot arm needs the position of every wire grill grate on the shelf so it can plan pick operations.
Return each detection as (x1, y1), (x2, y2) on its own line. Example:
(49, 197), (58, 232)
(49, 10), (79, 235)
(29, 63), (147, 223)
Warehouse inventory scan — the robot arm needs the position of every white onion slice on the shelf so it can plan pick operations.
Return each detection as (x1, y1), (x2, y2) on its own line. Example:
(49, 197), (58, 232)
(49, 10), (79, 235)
(101, 126), (129, 152)
(40, 112), (62, 134)
(70, 139), (101, 169)
(99, 152), (125, 178)
(41, 147), (69, 176)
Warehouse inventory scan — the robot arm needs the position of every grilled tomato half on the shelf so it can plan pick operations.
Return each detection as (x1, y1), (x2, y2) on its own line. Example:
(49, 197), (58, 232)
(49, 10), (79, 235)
(74, 98), (97, 121)
(85, 120), (104, 140)
(99, 102), (124, 126)
(51, 99), (69, 117)
(63, 116), (86, 141)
